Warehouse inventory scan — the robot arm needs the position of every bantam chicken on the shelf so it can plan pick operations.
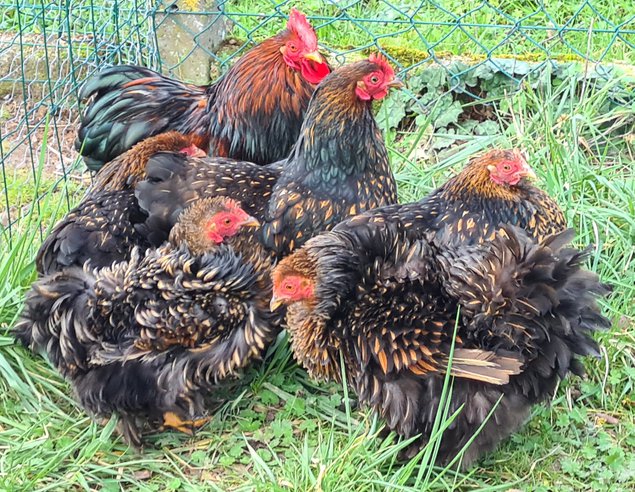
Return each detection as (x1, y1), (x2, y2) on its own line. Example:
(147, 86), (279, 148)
(90, 131), (207, 192)
(341, 148), (567, 246)
(135, 54), (401, 258)
(16, 197), (277, 447)
(36, 132), (206, 275)
(76, 8), (330, 170)
(271, 224), (610, 468)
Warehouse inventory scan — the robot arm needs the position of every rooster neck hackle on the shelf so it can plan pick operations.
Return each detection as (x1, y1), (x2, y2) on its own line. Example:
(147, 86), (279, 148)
(208, 35), (314, 164)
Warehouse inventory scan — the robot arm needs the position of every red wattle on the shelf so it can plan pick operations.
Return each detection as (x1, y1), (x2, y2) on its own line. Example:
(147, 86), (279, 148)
(300, 59), (330, 85)
(355, 86), (372, 101)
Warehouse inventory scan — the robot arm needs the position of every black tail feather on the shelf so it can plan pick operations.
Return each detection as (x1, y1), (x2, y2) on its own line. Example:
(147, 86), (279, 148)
(14, 267), (97, 376)
(437, 226), (611, 403)
(76, 65), (210, 170)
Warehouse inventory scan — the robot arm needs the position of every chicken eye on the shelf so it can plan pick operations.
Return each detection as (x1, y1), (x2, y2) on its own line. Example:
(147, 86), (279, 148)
(369, 75), (379, 84)
(502, 164), (512, 172)
(285, 284), (294, 291)
(223, 218), (233, 226)
(289, 43), (298, 52)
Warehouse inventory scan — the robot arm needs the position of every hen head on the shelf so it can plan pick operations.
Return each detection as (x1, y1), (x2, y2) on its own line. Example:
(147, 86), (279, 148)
(178, 143), (207, 158)
(482, 149), (537, 186)
(270, 249), (317, 310)
(354, 53), (404, 101)
(450, 148), (538, 200)
(171, 197), (260, 254)
(279, 8), (330, 84)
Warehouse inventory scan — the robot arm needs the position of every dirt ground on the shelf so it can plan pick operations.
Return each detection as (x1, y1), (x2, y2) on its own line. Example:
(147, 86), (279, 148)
(1, 96), (91, 228)
(1, 98), (86, 175)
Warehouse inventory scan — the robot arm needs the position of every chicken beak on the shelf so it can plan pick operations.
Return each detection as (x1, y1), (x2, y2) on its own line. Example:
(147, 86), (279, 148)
(241, 216), (261, 228)
(523, 165), (538, 181)
(303, 50), (324, 64)
(270, 295), (284, 312)
(388, 77), (405, 89)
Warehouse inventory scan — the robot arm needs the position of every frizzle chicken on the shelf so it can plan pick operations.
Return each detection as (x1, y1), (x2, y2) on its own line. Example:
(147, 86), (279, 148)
(76, 9), (330, 170)
(271, 223), (610, 468)
(135, 54), (401, 258)
(16, 198), (277, 447)
(36, 132), (206, 275)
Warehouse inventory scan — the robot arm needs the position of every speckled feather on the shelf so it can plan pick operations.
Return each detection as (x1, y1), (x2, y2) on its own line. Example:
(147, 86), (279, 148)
(279, 224), (610, 468)
(16, 199), (278, 446)
(136, 60), (398, 258)
(436, 226), (611, 403)
(36, 189), (152, 275)
(136, 154), (279, 228)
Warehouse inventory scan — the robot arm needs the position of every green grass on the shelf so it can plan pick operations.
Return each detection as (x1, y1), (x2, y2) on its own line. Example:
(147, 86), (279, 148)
(1, 72), (634, 490)
(2, 0), (634, 66)
(1, 2), (634, 490)
(223, 1), (635, 64)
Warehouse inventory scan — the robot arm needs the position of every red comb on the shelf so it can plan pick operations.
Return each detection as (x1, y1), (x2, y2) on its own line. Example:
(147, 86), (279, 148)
(287, 8), (318, 50)
(223, 198), (251, 218)
(179, 144), (205, 157)
(368, 52), (395, 79)
(222, 197), (241, 211)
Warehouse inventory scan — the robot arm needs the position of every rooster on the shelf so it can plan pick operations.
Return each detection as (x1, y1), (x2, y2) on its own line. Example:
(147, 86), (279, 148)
(271, 223), (610, 468)
(16, 198), (277, 447)
(135, 54), (401, 259)
(76, 9), (330, 170)
(36, 132), (206, 275)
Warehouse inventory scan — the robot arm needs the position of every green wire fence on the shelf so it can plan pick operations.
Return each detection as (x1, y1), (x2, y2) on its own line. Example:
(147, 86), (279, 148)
(1, 0), (634, 242)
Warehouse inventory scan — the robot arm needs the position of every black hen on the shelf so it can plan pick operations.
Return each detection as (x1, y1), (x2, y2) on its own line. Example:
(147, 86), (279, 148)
(36, 132), (206, 275)
(271, 224), (610, 467)
(340, 148), (567, 247)
(136, 54), (401, 259)
(16, 198), (277, 447)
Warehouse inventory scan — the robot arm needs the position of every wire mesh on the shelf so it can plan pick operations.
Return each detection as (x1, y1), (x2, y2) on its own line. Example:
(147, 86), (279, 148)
(1, 0), (634, 241)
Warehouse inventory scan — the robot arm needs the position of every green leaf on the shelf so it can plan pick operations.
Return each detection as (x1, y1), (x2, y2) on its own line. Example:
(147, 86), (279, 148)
(377, 91), (408, 130)
(259, 389), (280, 406)
(167, 478), (182, 490)
(433, 100), (463, 128)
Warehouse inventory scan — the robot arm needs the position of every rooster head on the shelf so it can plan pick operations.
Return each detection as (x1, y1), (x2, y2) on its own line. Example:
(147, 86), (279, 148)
(355, 53), (404, 101)
(280, 8), (330, 84)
